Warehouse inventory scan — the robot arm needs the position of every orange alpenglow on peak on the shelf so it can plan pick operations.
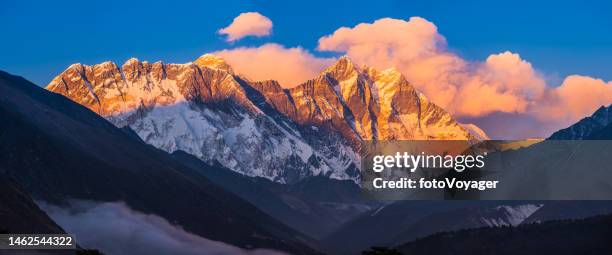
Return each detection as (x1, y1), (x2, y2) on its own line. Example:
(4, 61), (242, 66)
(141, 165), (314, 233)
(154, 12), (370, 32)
(194, 54), (234, 73)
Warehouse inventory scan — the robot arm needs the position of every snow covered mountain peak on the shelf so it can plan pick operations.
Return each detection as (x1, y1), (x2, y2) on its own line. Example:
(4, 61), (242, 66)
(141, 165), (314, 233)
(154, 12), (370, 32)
(123, 57), (140, 66)
(194, 54), (234, 73)
(323, 56), (359, 77)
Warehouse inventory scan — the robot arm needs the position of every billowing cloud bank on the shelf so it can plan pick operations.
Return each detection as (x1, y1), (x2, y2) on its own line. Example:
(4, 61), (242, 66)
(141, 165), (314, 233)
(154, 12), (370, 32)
(214, 16), (611, 138)
(39, 201), (287, 255)
(219, 12), (273, 42)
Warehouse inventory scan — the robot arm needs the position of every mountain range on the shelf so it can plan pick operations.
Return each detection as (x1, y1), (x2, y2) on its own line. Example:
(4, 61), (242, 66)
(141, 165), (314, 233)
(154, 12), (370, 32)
(45, 55), (478, 184)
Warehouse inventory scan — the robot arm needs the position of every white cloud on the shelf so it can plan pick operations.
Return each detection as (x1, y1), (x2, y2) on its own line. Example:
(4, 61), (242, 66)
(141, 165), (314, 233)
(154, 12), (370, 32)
(536, 75), (612, 125)
(218, 12), (273, 42)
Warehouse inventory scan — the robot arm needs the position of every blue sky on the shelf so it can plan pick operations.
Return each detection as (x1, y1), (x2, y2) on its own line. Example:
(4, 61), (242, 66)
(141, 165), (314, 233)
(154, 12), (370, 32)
(1, 0), (611, 86)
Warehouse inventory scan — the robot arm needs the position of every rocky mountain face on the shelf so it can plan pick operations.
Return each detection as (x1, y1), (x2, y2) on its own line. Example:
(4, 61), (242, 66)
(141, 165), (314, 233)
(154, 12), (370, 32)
(548, 104), (612, 140)
(46, 55), (476, 184)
